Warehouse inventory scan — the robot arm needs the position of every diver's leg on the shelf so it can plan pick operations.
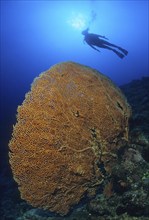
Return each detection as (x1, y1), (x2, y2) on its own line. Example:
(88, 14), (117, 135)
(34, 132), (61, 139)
(102, 45), (125, 58)
(104, 42), (128, 55)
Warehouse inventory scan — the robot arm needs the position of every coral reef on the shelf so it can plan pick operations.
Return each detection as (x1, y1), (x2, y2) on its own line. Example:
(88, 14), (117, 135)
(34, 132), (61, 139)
(9, 62), (131, 215)
(1, 75), (149, 220)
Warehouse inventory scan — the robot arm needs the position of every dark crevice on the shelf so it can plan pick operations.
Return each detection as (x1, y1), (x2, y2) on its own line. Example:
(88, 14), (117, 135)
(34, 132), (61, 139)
(117, 102), (123, 111)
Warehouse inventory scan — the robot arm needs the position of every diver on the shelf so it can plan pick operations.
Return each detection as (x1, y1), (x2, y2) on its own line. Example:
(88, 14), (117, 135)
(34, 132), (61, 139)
(82, 28), (128, 59)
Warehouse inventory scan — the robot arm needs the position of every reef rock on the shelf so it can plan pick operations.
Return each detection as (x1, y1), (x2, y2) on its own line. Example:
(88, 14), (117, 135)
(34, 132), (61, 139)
(9, 62), (131, 215)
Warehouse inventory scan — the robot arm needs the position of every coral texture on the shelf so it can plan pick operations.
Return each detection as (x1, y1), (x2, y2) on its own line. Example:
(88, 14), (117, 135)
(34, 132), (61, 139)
(9, 62), (131, 215)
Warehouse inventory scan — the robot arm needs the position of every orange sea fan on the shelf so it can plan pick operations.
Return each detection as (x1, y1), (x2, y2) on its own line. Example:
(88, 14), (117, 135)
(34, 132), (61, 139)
(9, 61), (131, 215)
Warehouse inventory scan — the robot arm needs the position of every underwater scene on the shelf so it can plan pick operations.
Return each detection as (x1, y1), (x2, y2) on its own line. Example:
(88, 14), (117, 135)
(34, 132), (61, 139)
(0, 1), (149, 220)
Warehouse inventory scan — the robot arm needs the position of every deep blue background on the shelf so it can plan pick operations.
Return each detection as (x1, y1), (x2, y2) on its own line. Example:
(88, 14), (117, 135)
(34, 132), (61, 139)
(0, 0), (149, 163)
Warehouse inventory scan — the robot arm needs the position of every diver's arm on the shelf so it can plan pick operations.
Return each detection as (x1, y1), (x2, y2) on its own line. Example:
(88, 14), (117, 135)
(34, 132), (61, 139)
(97, 35), (109, 40)
(88, 43), (100, 52)
(90, 33), (108, 40)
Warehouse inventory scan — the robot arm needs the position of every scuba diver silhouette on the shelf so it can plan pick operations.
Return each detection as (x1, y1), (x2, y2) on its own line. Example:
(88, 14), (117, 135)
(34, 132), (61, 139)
(82, 28), (128, 59)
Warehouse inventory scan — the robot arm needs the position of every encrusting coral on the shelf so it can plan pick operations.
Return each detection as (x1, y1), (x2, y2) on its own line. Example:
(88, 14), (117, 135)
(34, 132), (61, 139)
(9, 62), (131, 215)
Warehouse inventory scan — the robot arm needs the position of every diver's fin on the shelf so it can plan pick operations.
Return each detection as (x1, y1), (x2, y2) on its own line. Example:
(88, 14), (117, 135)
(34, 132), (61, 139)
(114, 50), (125, 59)
(118, 47), (128, 55)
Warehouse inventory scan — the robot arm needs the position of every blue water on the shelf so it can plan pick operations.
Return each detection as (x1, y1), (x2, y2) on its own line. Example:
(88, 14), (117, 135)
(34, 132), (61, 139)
(0, 0), (149, 162)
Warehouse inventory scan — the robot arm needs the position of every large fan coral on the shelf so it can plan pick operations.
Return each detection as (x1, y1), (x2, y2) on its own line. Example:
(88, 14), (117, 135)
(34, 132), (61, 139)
(9, 62), (131, 215)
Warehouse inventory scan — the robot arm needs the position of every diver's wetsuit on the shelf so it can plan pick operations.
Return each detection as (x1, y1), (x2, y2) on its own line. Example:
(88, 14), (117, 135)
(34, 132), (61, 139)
(83, 31), (128, 59)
